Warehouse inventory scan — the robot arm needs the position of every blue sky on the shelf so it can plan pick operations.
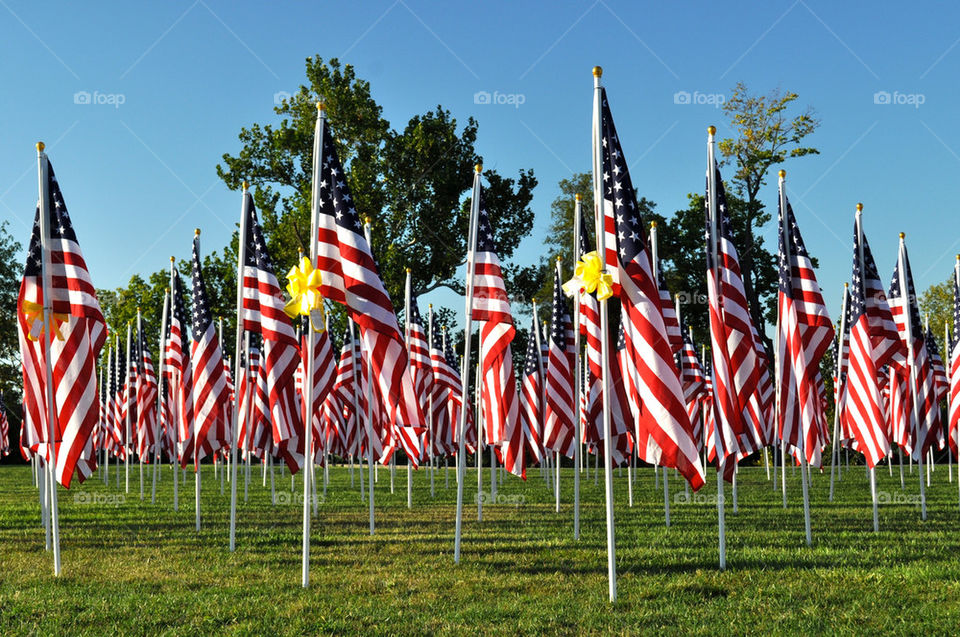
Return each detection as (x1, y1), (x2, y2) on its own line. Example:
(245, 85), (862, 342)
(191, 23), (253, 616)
(2, 1), (959, 326)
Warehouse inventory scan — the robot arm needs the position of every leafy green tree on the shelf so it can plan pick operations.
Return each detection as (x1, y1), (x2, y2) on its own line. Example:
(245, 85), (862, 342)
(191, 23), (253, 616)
(217, 56), (537, 311)
(919, 277), (954, 353)
(0, 222), (23, 403)
(718, 82), (819, 349)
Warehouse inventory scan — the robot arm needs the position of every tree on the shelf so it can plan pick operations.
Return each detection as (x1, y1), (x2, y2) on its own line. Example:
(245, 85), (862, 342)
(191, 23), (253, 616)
(717, 82), (819, 350)
(217, 56), (537, 311)
(0, 222), (23, 403)
(919, 277), (953, 353)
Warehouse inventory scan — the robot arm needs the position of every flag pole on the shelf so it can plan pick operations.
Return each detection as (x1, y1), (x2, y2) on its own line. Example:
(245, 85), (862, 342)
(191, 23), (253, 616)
(193, 232), (203, 533)
(362, 217), (376, 535)
(898, 232), (927, 521)
(454, 164), (483, 563)
(855, 205), (880, 532)
(531, 298), (549, 496)
(779, 170), (813, 547)
(404, 268), (414, 509)
(169, 258), (180, 512)
(137, 309), (146, 501)
(591, 65), (617, 601)
(153, 289), (169, 504)
(35, 142), (62, 575)
(228, 182), (251, 552)
(707, 126), (727, 570)
(125, 320), (132, 494)
(572, 195), (582, 541)
(302, 104), (325, 586)
(829, 283), (849, 502)
(946, 317), (953, 485)
(428, 305), (436, 499)
(650, 220), (669, 526)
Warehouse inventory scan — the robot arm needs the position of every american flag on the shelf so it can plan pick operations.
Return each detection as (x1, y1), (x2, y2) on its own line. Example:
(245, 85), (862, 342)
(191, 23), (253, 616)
(776, 191), (834, 467)
(838, 217), (902, 468)
(888, 243), (940, 460)
(653, 260), (683, 354)
(300, 316), (336, 465)
(949, 268), (960, 457)
(135, 317), (158, 462)
(510, 315), (545, 478)
(237, 337), (265, 460)
(332, 328), (361, 457)
(705, 161), (759, 478)
(189, 233), (231, 466)
(543, 265), (577, 459)
(427, 319), (457, 456)
(166, 266), (194, 468)
(17, 157), (105, 487)
(240, 191), (301, 449)
(597, 88), (704, 488)
(470, 183), (519, 450)
(925, 326), (949, 402)
(406, 295), (433, 441)
(678, 323), (706, 451)
(312, 122), (425, 439)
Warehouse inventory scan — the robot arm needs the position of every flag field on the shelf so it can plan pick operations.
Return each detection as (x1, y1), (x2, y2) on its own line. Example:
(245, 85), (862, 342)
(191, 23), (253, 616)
(2, 464), (959, 634)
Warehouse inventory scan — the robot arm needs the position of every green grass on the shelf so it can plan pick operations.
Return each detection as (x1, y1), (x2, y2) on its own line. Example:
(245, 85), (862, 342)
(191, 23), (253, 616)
(1, 458), (959, 635)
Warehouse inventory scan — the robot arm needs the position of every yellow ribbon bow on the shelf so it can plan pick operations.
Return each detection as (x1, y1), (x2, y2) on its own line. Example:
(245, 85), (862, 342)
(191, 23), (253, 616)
(562, 251), (613, 301)
(284, 256), (325, 332)
(21, 300), (68, 342)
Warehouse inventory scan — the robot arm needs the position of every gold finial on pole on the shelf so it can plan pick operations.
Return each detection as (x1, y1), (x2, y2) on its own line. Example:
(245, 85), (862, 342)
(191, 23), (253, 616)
(856, 203), (863, 212)
(707, 125), (716, 136)
(36, 142), (45, 152)
(778, 169), (786, 178)
(592, 66), (603, 77)
(194, 228), (201, 236)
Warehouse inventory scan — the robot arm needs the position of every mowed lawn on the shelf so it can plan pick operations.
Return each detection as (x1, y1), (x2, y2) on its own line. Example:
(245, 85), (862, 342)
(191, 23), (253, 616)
(1, 458), (959, 635)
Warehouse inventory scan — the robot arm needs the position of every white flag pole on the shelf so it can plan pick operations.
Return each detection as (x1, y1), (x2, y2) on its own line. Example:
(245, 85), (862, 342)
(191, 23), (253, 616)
(35, 142), (61, 575)
(829, 283), (849, 502)
(362, 217), (376, 535)
(572, 195), (582, 541)
(301, 104), (325, 586)
(707, 126), (727, 570)
(454, 164), (483, 563)
(591, 66), (617, 602)
(228, 182), (251, 552)
(428, 304), (436, 499)
(898, 232), (927, 521)
(779, 171), (813, 547)
(404, 268), (414, 509)
(153, 289), (169, 504)
(137, 308), (146, 501)
(946, 317), (953, 486)
(168, 258), (180, 512)
(125, 321), (132, 494)
(192, 231), (203, 534)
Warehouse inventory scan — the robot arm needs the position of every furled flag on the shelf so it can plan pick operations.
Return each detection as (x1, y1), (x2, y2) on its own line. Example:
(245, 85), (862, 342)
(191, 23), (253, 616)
(776, 191), (834, 467)
(332, 328), (361, 457)
(509, 316), (545, 478)
(17, 157), (106, 487)
(705, 161), (759, 479)
(887, 241), (940, 461)
(313, 122), (425, 440)
(543, 266), (577, 459)
(166, 266), (194, 468)
(240, 191), (302, 449)
(949, 268), (960, 456)
(470, 184), (519, 453)
(575, 214), (631, 465)
(597, 87), (704, 488)
(407, 298), (432, 411)
(135, 318), (158, 463)
(0, 391), (10, 457)
(189, 233), (231, 466)
(678, 323), (706, 449)
(838, 217), (903, 468)
(925, 326), (949, 402)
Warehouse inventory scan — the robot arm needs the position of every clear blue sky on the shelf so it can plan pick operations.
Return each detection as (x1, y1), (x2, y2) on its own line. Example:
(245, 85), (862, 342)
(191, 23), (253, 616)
(2, 1), (958, 325)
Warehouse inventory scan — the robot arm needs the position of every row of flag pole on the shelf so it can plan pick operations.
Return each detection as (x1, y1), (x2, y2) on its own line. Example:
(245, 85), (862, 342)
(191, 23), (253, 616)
(13, 69), (960, 603)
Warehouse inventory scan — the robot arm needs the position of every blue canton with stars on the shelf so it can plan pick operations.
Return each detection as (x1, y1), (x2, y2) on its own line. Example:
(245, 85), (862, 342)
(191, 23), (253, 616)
(599, 87), (647, 264)
(191, 235), (215, 338)
(24, 159), (78, 278)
